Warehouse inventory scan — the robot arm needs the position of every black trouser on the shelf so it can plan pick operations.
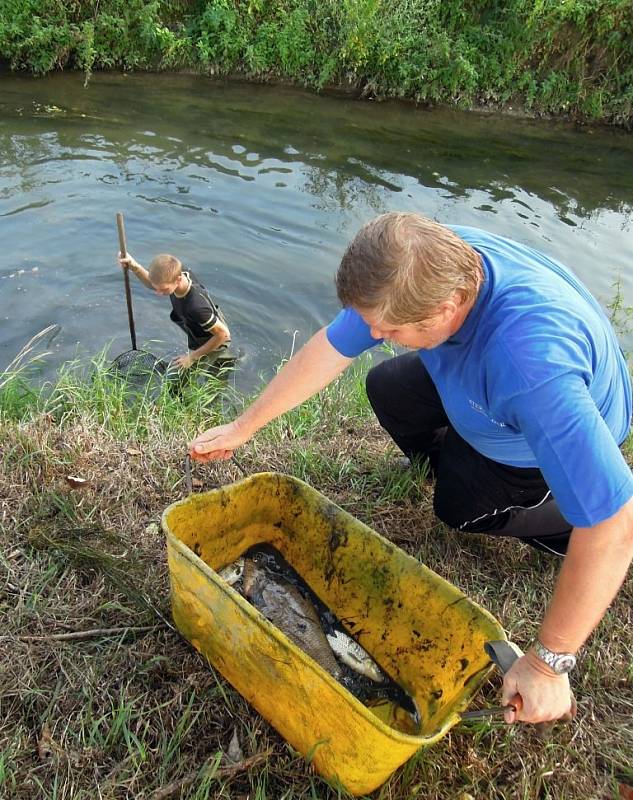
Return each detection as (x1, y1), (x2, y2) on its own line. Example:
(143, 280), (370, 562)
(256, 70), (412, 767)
(366, 353), (572, 556)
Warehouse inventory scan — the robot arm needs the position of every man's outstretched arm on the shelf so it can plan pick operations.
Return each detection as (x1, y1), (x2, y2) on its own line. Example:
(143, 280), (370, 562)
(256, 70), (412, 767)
(189, 326), (353, 461)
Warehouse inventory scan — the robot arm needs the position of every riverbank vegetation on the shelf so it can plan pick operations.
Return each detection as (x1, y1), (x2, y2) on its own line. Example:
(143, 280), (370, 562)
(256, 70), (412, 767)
(1, 349), (632, 799)
(1, 0), (632, 127)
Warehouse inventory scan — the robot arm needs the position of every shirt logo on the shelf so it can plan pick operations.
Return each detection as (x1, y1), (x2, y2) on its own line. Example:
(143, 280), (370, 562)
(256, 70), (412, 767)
(468, 398), (507, 428)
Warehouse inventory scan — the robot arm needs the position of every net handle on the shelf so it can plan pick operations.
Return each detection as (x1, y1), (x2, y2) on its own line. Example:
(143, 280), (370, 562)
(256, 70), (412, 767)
(117, 212), (137, 351)
(183, 453), (247, 495)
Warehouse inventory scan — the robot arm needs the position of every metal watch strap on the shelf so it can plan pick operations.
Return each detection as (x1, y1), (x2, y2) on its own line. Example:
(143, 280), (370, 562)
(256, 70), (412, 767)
(534, 640), (577, 673)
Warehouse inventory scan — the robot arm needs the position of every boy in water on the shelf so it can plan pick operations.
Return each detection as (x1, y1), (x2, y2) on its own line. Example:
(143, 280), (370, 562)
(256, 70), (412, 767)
(118, 252), (231, 370)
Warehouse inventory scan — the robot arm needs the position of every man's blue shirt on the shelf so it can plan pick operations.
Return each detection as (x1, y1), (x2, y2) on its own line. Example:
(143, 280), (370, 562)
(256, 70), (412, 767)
(327, 226), (633, 528)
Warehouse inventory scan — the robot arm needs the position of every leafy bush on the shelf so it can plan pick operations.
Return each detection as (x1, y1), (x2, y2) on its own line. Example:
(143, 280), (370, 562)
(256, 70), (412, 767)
(0, 0), (194, 75)
(1, 0), (631, 126)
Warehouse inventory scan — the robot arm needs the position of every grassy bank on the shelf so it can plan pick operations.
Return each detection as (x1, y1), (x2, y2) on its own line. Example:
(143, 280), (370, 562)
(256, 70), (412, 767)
(1, 353), (632, 800)
(1, 1), (632, 127)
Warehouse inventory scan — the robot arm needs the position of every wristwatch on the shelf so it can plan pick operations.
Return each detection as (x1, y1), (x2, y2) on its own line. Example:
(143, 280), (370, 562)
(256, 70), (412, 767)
(533, 640), (577, 674)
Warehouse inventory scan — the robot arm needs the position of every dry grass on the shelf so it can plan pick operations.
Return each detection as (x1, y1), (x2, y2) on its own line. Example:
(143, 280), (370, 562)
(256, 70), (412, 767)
(1, 383), (632, 799)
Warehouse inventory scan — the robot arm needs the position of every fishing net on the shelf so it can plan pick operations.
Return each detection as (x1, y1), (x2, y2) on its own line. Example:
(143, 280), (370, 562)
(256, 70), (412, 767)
(107, 347), (239, 402)
(109, 348), (167, 378)
(107, 348), (169, 399)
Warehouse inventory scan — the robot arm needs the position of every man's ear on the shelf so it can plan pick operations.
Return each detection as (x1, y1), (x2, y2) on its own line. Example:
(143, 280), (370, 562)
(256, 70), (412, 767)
(437, 298), (459, 323)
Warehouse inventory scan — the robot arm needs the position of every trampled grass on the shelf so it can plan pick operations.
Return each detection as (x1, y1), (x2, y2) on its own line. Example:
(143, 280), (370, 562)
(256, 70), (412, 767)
(0, 355), (631, 799)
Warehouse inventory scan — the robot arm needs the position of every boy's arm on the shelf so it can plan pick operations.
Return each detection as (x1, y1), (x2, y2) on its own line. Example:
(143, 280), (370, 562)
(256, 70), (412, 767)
(118, 253), (154, 289)
(173, 320), (231, 368)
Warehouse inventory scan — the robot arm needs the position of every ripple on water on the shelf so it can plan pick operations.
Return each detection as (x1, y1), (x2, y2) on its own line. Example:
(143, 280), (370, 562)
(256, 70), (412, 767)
(0, 73), (631, 384)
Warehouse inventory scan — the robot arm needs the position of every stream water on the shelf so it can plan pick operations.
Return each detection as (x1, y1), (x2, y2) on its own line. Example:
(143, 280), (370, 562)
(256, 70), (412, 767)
(1, 72), (631, 390)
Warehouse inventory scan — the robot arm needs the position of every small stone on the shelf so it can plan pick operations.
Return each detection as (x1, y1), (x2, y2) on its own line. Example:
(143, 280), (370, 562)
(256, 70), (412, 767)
(226, 727), (244, 764)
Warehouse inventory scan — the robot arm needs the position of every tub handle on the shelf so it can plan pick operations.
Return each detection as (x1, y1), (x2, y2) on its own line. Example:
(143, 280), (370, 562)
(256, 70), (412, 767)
(485, 640), (577, 728)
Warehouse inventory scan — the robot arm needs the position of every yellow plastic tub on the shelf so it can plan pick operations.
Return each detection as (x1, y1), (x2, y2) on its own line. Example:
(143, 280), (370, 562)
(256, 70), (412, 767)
(162, 472), (505, 795)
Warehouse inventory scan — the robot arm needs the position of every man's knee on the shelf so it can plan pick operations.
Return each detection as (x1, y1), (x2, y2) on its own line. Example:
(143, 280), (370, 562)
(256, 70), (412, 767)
(432, 463), (507, 532)
(432, 482), (466, 530)
(433, 484), (573, 555)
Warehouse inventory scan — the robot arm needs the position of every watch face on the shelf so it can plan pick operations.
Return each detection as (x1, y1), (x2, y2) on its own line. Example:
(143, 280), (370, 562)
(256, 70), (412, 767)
(554, 654), (577, 674)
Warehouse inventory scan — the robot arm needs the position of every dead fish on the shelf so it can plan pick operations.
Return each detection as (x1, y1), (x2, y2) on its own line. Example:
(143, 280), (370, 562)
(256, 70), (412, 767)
(217, 557), (244, 587)
(326, 630), (385, 683)
(243, 554), (342, 680)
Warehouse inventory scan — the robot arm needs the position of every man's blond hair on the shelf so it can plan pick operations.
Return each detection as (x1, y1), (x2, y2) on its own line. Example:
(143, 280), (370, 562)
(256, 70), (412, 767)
(336, 213), (482, 324)
(148, 254), (182, 285)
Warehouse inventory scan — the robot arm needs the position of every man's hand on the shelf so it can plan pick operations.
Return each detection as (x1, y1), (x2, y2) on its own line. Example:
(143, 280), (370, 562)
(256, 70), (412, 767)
(173, 353), (195, 370)
(188, 328), (351, 464)
(189, 421), (251, 463)
(502, 650), (573, 724)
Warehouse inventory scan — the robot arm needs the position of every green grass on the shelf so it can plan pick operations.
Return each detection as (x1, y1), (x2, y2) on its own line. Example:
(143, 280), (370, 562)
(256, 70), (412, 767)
(0, 348), (631, 799)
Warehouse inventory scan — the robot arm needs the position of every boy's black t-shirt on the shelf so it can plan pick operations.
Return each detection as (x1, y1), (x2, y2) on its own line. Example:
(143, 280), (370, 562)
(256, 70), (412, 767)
(169, 269), (229, 350)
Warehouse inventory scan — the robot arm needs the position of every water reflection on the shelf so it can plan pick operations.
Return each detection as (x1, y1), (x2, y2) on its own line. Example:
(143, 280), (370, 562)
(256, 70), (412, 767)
(0, 73), (631, 388)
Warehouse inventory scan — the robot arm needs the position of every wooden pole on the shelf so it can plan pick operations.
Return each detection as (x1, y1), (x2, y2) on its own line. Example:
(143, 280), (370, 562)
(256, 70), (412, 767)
(116, 212), (137, 351)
